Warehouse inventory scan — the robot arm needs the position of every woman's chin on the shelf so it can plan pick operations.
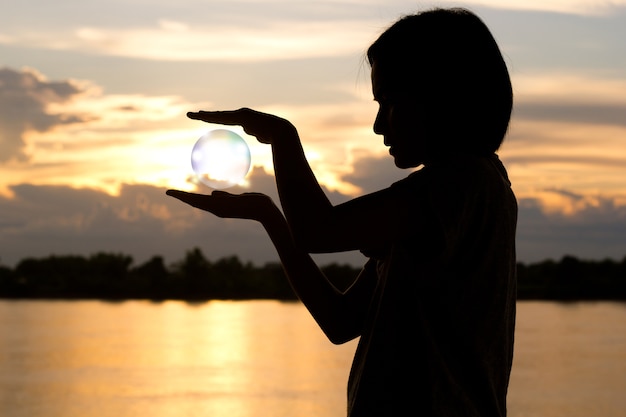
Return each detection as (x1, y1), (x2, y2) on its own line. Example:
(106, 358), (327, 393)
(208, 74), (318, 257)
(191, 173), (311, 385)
(393, 155), (423, 169)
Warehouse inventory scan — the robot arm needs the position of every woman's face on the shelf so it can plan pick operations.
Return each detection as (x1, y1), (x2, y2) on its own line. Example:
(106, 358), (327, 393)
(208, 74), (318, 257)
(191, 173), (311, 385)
(371, 63), (434, 168)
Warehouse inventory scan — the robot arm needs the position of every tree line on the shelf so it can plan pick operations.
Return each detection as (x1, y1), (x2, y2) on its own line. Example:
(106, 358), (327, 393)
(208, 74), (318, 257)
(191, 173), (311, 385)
(0, 248), (356, 301)
(1, 249), (625, 301)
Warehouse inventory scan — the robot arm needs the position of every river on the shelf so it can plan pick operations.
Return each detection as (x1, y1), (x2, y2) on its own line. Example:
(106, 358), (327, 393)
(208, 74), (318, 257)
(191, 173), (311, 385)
(1, 299), (625, 417)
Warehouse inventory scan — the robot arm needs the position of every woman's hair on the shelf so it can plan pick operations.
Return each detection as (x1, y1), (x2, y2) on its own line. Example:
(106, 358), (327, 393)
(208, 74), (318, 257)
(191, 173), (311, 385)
(367, 8), (513, 154)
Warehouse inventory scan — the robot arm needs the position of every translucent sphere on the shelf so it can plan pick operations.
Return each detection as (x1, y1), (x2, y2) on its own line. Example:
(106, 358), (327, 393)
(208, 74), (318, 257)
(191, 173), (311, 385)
(191, 129), (251, 189)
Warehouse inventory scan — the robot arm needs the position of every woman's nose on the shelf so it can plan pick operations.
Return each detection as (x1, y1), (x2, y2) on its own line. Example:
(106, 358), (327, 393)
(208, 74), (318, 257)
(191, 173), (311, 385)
(373, 109), (386, 135)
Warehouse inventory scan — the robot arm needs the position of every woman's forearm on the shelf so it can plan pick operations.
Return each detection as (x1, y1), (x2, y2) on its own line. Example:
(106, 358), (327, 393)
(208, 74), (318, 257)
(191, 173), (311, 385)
(259, 206), (373, 344)
(270, 128), (336, 250)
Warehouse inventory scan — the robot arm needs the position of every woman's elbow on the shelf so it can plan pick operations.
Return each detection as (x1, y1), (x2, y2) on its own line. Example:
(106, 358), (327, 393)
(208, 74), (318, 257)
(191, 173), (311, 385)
(324, 328), (360, 345)
(319, 319), (362, 345)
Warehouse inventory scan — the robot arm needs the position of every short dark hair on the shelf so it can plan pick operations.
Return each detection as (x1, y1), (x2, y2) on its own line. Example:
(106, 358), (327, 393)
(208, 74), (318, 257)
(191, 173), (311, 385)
(367, 8), (513, 154)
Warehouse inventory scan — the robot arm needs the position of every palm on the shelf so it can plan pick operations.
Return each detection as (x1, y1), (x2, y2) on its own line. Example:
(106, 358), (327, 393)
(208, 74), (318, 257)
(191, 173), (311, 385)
(166, 190), (276, 222)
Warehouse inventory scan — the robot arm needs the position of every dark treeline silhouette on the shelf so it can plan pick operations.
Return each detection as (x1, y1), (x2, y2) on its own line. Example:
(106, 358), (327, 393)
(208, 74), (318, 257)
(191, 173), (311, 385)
(0, 249), (625, 301)
(516, 255), (626, 301)
(0, 247), (356, 301)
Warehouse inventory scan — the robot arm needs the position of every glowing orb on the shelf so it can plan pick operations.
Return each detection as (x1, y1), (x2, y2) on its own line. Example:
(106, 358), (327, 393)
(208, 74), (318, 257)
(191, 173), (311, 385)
(191, 129), (251, 189)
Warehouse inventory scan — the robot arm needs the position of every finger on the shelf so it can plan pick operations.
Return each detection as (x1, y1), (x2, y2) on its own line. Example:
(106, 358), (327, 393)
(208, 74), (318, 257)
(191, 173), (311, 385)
(166, 189), (211, 209)
(187, 109), (252, 126)
(211, 190), (232, 197)
(166, 189), (193, 199)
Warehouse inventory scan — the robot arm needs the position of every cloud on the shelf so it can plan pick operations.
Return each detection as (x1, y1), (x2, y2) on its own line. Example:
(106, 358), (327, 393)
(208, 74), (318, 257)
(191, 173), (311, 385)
(454, 0), (626, 15)
(340, 152), (416, 195)
(497, 71), (626, 210)
(512, 73), (626, 129)
(3, 1), (625, 70)
(0, 66), (206, 196)
(514, 102), (626, 128)
(1, 163), (624, 271)
(0, 67), (90, 162)
(1, 20), (376, 62)
(0, 166), (365, 268)
(516, 193), (626, 262)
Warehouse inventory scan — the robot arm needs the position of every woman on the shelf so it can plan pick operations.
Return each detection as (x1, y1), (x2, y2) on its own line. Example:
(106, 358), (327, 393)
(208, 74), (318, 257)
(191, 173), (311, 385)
(167, 7), (517, 416)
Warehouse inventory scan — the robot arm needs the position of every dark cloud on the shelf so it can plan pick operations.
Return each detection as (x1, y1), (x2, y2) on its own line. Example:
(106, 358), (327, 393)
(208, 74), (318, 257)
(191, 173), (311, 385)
(341, 153), (416, 194)
(0, 67), (90, 162)
(1, 150), (624, 269)
(0, 183), (264, 268)
(516, 194), (626, 263)
(502, 154), (626, 168)
(541, 187), (584, 201)
(0, 166), (366, 268)
(116, 105), (139, 112)
(514, 101), (626, 128)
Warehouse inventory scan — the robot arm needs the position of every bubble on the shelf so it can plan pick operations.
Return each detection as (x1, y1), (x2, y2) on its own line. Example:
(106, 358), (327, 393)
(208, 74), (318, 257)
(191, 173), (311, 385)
(191, 129), (251, 189)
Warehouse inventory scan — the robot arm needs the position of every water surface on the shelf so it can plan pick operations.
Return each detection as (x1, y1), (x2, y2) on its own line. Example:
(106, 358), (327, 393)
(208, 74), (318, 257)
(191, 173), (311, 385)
(1, 300), (625, 417)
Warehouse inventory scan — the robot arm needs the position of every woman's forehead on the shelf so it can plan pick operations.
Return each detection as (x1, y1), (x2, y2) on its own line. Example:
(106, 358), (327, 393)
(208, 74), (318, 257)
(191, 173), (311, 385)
(371, 62), (419, 100)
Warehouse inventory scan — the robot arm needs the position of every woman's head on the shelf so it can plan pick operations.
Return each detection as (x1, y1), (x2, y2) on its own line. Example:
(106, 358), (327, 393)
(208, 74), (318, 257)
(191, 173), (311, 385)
(367, 8), (512, 165)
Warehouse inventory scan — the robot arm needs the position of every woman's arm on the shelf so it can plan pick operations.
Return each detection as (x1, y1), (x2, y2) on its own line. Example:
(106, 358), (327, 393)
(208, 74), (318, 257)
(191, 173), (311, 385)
(258, 196), (379, 344)
(166, 190), (377, 344)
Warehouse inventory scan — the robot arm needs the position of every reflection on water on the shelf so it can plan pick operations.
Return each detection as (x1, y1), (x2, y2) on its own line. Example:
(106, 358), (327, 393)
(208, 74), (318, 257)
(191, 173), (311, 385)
(0, 300), (625, 417)
(509, 301), (626, 417)
(0, 300), (356, 417)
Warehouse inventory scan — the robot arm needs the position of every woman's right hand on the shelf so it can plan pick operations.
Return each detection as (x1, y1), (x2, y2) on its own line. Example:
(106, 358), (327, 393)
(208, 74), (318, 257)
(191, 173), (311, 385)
(187, 108), (297, 145)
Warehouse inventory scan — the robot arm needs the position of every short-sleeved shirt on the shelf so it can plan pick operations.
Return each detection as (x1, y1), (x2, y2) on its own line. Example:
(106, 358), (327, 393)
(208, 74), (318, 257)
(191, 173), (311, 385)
(347, 154), (517, 417)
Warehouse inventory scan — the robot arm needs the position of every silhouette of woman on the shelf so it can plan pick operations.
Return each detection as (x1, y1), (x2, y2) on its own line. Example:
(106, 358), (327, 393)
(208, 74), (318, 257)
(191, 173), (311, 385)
(167, 7), (517, 416)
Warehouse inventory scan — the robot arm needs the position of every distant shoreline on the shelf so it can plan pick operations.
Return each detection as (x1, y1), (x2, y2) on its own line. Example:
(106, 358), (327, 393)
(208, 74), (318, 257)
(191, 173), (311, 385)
(1, 249), (625, 301)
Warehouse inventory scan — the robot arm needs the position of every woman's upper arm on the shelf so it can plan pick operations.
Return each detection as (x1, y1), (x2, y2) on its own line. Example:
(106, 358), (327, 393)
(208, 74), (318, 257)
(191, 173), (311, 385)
(300, 185), (418, 254)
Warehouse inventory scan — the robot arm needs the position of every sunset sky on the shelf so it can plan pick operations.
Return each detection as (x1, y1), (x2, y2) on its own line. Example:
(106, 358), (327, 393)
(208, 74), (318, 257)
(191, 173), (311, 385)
(1, 0), (625, 268)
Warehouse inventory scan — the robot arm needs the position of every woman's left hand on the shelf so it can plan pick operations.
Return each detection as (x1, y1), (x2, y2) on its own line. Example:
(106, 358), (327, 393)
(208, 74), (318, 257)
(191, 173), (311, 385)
(166, 189), (277, 222)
